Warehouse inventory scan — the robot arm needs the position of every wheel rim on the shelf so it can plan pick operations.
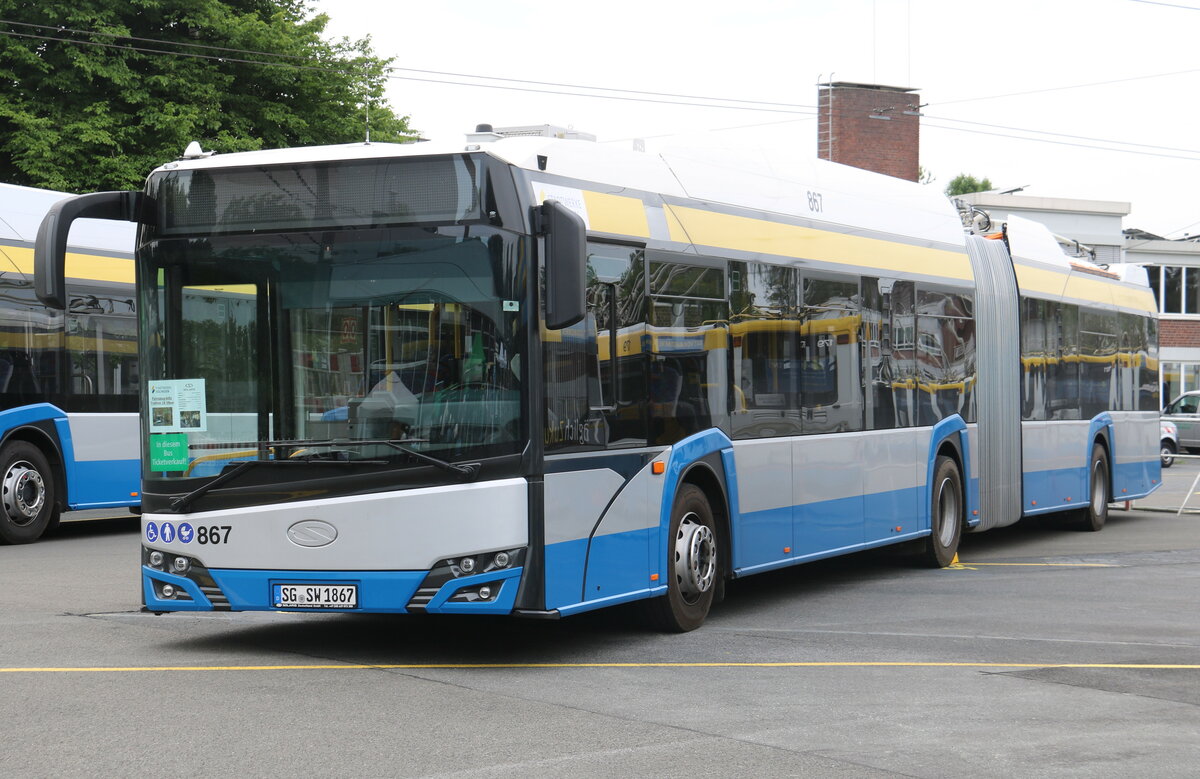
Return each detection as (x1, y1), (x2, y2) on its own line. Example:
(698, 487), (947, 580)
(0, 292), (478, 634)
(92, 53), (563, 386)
(1161, 445), (1173, 465)
(936, 475), (959, 548)
(673, 512), (716, 604)
(3, 460), (45, 528)
(1090, 460), (1108, 515)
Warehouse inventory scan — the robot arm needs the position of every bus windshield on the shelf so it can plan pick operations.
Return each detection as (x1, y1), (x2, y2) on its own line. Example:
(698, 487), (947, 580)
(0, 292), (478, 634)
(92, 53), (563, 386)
(138, 224), (528, 485)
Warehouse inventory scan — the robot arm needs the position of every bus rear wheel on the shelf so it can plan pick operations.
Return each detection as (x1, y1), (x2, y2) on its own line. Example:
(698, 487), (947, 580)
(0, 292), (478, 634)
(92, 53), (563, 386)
(1077, 445), (1109, 532)
(922, 455), (963, 568)
(645, 484), (719, 632)
(0, 441), (58, 544)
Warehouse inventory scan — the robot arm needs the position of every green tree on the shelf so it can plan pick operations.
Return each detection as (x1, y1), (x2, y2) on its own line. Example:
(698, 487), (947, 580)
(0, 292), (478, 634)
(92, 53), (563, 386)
(944, 173), (994, 197)
(0, 1), (414, 191)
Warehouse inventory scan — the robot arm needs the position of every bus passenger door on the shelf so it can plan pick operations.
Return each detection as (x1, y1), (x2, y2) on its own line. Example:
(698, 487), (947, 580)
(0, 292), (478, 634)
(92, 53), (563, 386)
(571, 245), (659, 605)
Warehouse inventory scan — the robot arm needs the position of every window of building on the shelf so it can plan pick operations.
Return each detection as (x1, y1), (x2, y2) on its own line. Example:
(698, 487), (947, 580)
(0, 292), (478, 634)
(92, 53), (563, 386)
(1147, 265), (1200, 315)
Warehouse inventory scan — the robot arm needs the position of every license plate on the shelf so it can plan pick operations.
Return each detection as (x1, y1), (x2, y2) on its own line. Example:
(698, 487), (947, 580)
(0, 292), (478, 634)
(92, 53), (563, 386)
(273, 584), (358, 609)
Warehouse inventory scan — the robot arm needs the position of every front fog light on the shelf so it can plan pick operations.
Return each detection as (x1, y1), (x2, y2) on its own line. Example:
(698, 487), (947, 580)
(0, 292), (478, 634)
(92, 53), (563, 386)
(148, 551), (164, 568)
(172, 556), (190, 574)
(478, 586), (492, 600)
(161, 583), (176, 598)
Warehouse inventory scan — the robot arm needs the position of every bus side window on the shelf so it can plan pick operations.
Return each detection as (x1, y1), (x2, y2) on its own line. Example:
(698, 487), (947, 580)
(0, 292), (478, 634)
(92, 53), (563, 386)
(730, 262), (799, 439)
(66, 284), (138, 403)
(800, 272), (862, 434)
(646, 255), (728, 445)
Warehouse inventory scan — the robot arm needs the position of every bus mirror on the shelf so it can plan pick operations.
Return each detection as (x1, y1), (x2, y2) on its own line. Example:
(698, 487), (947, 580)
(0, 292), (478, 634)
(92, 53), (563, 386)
(541, 200), (586, 329)
(35, 191), (144, 310)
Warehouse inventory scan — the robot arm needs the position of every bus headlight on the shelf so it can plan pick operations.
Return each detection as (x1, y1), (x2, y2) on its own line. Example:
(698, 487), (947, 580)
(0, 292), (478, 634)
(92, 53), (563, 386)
(148, 550), (165, 569)
(172, 556), (191, 574)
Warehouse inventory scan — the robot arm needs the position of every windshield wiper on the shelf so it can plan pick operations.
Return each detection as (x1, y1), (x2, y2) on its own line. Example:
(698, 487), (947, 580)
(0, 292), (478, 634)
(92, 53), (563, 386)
(170, 460), (262, 513)
(253, 437), (478, 479)
(373, 439), (480, 481)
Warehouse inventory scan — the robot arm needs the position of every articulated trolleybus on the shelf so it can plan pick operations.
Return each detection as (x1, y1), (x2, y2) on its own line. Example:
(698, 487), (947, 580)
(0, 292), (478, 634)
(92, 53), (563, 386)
(35, 128), (1160, 629)
(0, 183), (140, 544)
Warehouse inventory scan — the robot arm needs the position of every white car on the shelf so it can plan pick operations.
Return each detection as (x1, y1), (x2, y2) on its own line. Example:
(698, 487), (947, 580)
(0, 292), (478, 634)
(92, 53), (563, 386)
(1162, 391), (1200, 450)
(1161, 418), (1179, 468)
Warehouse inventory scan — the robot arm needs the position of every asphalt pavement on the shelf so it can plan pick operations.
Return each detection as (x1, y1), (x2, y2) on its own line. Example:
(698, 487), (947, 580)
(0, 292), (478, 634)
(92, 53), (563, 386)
(4, 470), (1197, 777)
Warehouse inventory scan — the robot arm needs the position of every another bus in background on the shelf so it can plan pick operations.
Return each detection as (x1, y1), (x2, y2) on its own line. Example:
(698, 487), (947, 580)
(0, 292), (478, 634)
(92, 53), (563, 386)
(0, 183), (140, 543)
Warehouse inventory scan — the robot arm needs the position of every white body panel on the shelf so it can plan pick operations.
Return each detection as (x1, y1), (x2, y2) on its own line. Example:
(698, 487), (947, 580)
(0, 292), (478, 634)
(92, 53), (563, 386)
(1109, 411), (1160, 467)
(145, 478), (528, 571)
(731, 438), (793, 514)
(591, 462), (660, 537)
(543, 468), (627, 544)
(733, 429), (931, 515)
(1021, 421), (1092, 477)
(66, 413), (139, 461)
(862, 428), (931, 494)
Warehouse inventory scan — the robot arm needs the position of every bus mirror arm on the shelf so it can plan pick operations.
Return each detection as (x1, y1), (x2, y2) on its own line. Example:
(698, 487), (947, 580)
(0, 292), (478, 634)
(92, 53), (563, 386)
(538, 200), (586, 330)
(35, 190), (146, 310)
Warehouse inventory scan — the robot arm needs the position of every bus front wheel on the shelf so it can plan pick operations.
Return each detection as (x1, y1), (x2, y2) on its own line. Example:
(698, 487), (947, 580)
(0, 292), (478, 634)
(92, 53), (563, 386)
(645, 484), (719, 632)
(923, 455), (963, 568)
(0, 441), (58, 544)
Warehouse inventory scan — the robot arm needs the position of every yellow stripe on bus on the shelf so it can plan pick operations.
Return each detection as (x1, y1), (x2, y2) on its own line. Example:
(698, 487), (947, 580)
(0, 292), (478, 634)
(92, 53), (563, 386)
(581, 191), (650, 237)
(663, 205), (973, 280)
(2, 245), (134, 285)
(1013, 260), (1157, 313)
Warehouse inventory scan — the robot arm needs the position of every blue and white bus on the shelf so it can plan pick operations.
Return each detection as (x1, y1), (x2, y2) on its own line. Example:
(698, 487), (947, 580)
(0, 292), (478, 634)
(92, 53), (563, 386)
(35, 129), (1160, 628)
(0, 183), (140, 543)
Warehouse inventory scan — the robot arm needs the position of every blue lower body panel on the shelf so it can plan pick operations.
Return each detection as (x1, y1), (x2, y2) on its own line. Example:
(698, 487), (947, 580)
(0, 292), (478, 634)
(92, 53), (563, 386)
(1112, 459), (1161, 502)
(143, 566), (523, 614)
(66, 458), (140, 508)
(1022, 460), (1160, 516)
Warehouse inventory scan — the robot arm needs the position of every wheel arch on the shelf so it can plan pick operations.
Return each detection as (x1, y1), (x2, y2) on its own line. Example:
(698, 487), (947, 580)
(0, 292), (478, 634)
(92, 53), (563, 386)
(925, 415), (971, 531)
(678, 454), (732, 584)
(1086, 414), (1115, 484)
(0, 422), (66, 509)
(656, 429), (736, 588)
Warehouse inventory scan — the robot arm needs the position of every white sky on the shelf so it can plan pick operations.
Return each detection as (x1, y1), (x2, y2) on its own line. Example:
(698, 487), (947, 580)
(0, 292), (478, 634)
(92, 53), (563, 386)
(314, 0), (1200, 239)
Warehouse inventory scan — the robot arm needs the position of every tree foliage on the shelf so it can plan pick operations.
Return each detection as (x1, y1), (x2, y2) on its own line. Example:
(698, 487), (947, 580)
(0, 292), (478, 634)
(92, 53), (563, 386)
(944, 173), (994, 197)
(0, 1), (414, 191)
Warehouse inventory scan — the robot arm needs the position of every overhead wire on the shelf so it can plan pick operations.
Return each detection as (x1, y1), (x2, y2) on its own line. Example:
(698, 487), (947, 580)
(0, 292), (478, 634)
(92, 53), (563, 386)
(938, 67), (1200, 106)
(0, 19), (1196, 161)
(1127, 0), (1200, 9)
(922, 114), (1200, 156)
(922, 121), (1200, 162)
(0, 20), (818, 114)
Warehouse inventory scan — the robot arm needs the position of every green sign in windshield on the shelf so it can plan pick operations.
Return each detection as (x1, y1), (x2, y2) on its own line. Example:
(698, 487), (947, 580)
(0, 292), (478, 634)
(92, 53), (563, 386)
(148, 433), (190, 472)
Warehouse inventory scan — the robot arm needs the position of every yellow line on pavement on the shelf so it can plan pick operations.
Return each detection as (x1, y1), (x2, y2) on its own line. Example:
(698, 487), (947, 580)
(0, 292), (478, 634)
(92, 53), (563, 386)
(2, 661), (1199, 674)
(963, 562), (1116, 567)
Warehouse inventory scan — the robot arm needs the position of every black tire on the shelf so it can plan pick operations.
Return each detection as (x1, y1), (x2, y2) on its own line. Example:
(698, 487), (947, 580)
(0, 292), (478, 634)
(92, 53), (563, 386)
(1077, 445), (1109, 532)
(1161, 439), (1177, 469)
(922, 455), (963, 568)
(644, 484), (719, 632)
(0, 441), (58, 545)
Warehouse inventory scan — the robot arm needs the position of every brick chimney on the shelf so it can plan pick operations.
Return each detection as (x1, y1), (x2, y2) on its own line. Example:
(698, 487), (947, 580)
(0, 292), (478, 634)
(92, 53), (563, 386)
(818, 82), (921, 181)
